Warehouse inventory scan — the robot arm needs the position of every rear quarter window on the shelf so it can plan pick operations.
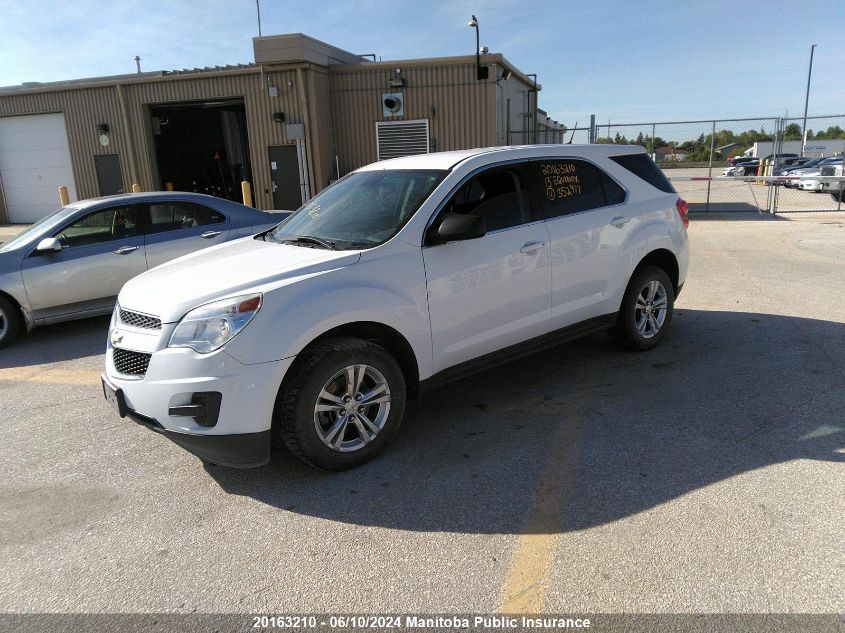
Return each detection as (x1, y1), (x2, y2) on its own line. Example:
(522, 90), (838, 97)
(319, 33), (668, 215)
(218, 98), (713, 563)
(610, 153), (676, 194)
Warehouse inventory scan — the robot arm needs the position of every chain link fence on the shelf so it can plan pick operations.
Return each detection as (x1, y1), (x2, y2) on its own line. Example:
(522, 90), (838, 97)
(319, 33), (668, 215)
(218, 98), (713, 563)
(513, 114), (845, 213)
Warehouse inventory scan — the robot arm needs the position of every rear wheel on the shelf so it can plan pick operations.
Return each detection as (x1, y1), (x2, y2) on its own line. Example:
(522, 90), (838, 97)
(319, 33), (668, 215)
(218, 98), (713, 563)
(274, 337), (406, 470)
(610, 266), (675, 351)
(0, 296), (21, 348)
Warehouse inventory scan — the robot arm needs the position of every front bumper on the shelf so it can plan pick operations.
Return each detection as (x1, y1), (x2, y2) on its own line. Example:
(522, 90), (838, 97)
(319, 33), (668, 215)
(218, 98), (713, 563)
(103, 374), (271, 467)
(104, 327), (294, 467)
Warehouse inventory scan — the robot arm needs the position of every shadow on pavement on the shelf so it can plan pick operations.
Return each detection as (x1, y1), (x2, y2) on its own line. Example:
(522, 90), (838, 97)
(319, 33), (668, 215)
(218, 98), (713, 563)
(0, 316), (109, 368)
(206, 309), (845, 534)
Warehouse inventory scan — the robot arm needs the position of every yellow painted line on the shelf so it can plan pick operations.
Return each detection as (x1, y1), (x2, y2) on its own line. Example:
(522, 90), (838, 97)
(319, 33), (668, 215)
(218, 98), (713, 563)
(0, 367), (102, 386)
(498, 398), (589, 614)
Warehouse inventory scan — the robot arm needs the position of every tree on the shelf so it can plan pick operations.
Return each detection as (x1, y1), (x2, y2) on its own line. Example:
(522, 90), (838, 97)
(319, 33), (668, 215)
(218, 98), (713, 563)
(783, 123), (803, 141)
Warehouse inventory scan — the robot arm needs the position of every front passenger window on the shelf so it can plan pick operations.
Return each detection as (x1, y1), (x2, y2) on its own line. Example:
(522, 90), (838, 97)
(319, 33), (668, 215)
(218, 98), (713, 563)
(57, 206), (139, 248)
(443, 167), (530, 232)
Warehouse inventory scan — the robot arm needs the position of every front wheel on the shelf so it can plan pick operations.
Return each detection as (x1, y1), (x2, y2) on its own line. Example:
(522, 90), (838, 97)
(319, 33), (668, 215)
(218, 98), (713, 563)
(610, 266), (675, 351)
(0, 296), (21, 348)
(831, 188), (844, 203)
(274, 337), (407, 470)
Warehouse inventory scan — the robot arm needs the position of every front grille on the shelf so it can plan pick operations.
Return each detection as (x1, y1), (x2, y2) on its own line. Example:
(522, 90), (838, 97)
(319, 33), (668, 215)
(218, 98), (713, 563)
(118, 307), (161, 330)
(820, 166), (836, 177)
(113, 348), (151, 376)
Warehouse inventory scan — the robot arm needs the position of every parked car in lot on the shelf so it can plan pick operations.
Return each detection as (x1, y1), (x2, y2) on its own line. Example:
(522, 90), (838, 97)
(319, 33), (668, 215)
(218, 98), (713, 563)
(776, 157), (825, 187)
(798, 157), (844, 192)
(818, 160), (845, 200)
(727, 153), (801, 177)
(102, 145), (689, 471)
(0, 192), (286, 346)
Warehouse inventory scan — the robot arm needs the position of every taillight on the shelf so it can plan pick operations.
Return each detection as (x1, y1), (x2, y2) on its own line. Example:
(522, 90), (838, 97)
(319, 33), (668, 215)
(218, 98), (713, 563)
(676, 198), (689, 228)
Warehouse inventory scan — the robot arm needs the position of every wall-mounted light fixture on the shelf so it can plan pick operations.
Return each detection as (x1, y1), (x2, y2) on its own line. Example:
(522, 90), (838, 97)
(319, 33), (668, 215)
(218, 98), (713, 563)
(272, 112), (286, 123)
(96, 123), (110, 147)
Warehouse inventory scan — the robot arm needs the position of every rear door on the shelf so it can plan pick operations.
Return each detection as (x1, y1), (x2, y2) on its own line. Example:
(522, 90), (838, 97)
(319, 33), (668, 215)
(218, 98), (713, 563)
(423, 163), (552, 373)
(141, 201), (231, 269)
(21, 204), (146, 317)
(530, 158), (632, 329)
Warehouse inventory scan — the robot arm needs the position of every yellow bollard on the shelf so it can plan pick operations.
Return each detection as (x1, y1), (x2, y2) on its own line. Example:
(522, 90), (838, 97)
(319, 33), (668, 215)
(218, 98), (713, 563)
(165, 182), (174, 191)
(58, 186), (70, 206)
(241, 180), (253, 207)
(131, 183), (142, 193)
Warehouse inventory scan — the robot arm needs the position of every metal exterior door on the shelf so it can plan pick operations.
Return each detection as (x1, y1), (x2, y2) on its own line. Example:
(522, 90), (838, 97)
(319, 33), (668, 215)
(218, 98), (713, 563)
(268, 145), (302, 211)
(95, 154), (124, 195)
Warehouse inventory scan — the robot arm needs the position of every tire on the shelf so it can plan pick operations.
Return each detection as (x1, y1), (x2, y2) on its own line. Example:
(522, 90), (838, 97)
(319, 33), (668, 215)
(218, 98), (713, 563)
(0, 296), (21, 348)
(831, 188), (844, 203)
(273, 336), (407, 470)
(610, 266), (675, 351)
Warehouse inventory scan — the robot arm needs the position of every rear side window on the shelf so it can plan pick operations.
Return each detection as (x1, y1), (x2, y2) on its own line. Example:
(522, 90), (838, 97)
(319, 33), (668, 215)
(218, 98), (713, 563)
(533, 159), (624, 219)
(145, 202), (225, 235)
(610, 153), (676, 194)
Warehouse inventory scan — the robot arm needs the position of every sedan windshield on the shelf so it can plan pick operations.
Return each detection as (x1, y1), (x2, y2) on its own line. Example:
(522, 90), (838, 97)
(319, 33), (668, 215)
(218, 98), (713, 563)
(268, 170), (445, 250)
(0, 205), (79, 253)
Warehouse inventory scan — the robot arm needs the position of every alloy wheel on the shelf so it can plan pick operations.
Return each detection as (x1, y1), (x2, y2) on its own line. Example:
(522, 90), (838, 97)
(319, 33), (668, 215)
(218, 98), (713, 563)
(634, 280), (668, 339)
(313, 364), (391, 452)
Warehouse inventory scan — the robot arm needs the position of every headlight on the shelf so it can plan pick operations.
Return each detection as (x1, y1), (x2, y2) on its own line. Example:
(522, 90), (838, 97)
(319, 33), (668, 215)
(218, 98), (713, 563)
(168, 293), (262, 354)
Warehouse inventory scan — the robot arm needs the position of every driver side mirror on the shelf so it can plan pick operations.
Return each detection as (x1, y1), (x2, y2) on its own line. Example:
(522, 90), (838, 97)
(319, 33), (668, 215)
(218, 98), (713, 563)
(36, 237), (62, 253)
(431, 213), (486, 244)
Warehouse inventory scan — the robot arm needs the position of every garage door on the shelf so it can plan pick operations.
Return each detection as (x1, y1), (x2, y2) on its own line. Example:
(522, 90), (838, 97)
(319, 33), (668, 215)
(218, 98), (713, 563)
(0, 113), (77, 223)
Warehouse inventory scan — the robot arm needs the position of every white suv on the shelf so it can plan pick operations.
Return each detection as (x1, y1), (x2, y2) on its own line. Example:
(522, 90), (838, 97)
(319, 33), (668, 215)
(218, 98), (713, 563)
(102, 145), (689, 470)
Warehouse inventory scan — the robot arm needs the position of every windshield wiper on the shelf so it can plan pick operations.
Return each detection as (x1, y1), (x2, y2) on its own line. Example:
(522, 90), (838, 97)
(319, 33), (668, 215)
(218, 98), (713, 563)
(276, 235), (337, 250)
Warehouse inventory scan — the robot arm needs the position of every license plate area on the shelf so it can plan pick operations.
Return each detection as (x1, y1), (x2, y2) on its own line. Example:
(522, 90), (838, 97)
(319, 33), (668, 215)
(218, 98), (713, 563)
(102, 377), (128, 417)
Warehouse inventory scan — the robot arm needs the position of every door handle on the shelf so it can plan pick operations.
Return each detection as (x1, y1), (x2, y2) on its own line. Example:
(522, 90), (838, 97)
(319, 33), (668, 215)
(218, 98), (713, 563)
(519, 240), (545, 255)
(113, 246), (140, 255)
(611, 215), (631, 227)
(200, 231), (222, 239)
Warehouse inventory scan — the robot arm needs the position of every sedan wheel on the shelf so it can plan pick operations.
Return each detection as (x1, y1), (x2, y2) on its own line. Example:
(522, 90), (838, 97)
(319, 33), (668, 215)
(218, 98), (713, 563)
(0, 296), (21, 348)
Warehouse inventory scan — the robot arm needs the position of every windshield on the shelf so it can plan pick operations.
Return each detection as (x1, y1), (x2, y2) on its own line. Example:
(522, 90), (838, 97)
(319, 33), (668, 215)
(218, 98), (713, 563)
(0, 205), (80, 253)
(268, 169), (446, 249)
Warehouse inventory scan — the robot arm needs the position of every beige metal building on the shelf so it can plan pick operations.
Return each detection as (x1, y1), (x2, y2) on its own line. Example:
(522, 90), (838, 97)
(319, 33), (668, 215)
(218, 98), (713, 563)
(0, 33), (563, 224)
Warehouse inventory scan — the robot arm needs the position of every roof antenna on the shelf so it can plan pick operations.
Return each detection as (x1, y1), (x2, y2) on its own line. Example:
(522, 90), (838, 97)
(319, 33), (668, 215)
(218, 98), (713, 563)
(134, 56), (141, 74)
(256, 0), (263, 36)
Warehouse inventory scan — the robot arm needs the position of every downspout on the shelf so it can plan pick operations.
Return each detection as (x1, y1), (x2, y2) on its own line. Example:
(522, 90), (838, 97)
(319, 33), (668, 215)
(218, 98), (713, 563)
(295, 66), (316, 200)
(115, 83), (140, 190)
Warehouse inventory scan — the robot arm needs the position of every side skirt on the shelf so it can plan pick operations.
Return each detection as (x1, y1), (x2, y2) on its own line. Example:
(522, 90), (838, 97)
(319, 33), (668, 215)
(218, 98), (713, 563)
(418, 313), (618, 394)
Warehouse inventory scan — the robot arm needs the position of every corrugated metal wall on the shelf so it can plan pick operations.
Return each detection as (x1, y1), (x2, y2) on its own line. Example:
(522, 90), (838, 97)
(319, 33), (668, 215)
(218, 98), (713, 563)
(0, 58), (507, 214)
(0, 86), (130, 201)
(330, 61), (497, 175)
(120, 69), (307, 209)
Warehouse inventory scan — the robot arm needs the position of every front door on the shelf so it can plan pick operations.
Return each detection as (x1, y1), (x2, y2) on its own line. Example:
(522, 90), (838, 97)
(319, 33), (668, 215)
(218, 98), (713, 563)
(268, 145), (302, 211)
(423, 164), (552, 373)
(95, 154), (124, 196)
(21, 204), (146, 318)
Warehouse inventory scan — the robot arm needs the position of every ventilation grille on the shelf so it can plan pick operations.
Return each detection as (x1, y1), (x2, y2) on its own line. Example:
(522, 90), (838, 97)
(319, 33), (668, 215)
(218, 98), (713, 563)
(113, 348), (152, 376)
(118, 307), (162, 330)
(820, 165), (836, 177)
(376, 120), (430, 161)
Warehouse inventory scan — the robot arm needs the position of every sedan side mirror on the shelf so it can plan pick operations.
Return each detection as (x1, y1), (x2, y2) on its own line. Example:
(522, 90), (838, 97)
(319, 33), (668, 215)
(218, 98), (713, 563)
(432, 213), (486, 244)
(36, 237), (63, 253)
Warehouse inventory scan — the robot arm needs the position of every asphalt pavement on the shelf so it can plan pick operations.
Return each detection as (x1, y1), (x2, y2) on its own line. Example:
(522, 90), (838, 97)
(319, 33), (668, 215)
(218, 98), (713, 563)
(1, 212), (843, 624)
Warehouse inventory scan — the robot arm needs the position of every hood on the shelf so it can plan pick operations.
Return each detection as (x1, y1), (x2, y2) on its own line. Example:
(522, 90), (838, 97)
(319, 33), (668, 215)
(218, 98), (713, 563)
(118, 236), (361, 322)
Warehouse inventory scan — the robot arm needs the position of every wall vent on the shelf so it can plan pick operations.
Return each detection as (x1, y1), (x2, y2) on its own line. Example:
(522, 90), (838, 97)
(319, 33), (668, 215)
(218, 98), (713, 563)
(376, 119), (430, 161)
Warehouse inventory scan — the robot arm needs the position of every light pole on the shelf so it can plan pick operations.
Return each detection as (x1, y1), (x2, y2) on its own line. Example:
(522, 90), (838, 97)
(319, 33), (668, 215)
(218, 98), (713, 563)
(801, 44), (817, 156)
(468, 15), (487, 80)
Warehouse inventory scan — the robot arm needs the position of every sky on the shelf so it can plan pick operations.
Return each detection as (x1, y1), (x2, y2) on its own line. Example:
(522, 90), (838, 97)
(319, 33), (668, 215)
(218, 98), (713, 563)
(1, 0), (843, 128)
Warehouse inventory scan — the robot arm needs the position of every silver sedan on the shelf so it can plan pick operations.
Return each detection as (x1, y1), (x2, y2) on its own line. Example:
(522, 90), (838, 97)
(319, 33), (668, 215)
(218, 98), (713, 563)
(0, 192), (287, 346)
